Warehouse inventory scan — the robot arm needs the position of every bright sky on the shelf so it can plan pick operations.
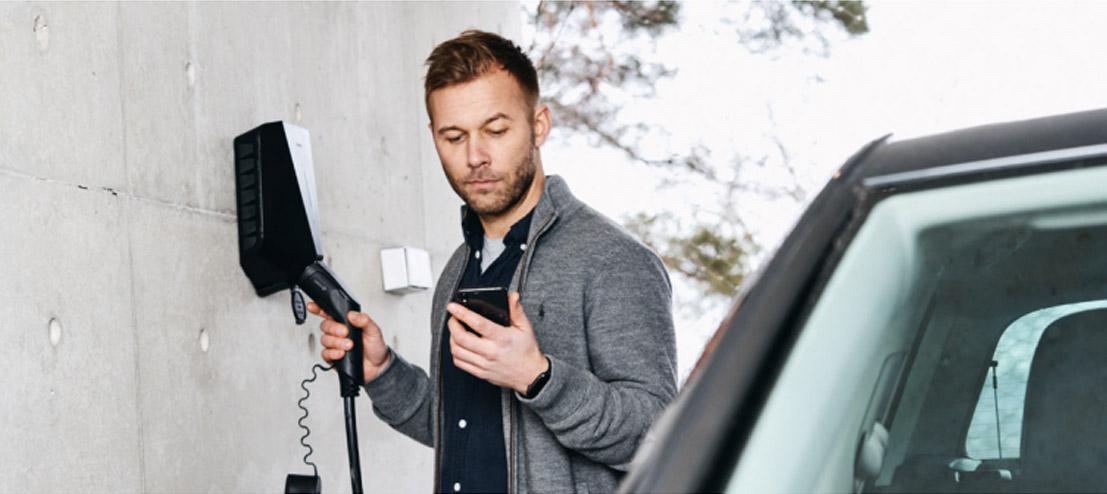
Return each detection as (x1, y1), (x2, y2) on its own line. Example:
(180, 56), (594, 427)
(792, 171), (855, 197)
(533, 1), (1107, 382)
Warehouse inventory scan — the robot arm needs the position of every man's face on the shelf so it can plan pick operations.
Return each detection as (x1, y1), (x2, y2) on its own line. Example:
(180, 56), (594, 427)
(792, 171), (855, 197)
(427, 69), (545, 218)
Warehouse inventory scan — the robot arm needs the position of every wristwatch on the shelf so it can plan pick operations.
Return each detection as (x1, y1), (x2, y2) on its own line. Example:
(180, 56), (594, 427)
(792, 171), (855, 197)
(524, 357), (552, 399)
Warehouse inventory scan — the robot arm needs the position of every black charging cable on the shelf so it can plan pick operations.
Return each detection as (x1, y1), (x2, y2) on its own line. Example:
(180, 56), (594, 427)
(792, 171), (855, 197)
(286, 363), (332, 494)
(296, 262), (366, 494)
(299, 364), (332, 477)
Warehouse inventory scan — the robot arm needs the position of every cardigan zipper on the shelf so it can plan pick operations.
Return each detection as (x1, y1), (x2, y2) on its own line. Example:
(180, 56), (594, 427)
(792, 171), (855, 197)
(508, 211), (557, 494)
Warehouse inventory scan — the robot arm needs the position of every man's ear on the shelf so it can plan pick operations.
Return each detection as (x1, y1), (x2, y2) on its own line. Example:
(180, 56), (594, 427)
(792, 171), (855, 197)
(533, 104), (552, 147)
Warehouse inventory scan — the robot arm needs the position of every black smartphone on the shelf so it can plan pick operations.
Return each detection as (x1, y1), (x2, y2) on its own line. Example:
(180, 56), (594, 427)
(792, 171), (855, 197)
(454, 287), (511, 332)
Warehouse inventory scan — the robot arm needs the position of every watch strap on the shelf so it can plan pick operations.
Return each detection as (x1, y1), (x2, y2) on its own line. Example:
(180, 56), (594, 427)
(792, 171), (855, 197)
(524, 357), (552, 399)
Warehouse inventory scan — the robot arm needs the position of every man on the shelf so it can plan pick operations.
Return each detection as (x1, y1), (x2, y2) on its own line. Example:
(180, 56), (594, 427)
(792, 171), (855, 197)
(311, 30), (677, 493)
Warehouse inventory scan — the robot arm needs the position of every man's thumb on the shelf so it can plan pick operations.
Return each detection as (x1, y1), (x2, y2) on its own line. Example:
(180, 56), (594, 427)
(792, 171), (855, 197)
(508, 292), (530, 331)
(348, 311), (372, 330)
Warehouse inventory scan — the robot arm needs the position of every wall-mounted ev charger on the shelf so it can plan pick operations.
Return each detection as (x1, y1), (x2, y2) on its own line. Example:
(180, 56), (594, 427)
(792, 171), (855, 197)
(233, 121), (365, 494)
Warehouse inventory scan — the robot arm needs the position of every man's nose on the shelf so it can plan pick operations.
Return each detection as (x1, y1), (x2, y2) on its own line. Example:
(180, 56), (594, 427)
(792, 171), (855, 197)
(467, 136), (490, 168)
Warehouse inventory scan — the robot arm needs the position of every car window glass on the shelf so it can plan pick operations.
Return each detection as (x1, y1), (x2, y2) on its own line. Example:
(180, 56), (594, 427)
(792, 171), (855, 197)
(722, 164), (1107, 494)
(964, 300), (1107, 459)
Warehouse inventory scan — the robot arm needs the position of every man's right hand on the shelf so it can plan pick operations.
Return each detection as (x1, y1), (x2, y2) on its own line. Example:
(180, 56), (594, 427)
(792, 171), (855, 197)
(309, 302), (392, 383)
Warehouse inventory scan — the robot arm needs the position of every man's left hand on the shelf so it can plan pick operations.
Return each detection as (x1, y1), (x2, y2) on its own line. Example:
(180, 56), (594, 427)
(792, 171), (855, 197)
(447, 292), (549, 394)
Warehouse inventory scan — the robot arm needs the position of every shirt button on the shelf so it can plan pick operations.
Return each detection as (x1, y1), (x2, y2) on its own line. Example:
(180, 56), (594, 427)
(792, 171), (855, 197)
(453, 482), (461, 492)
(520, 243), (527, 251)
(475, 251), (481, 259)
(458, 419), (467, 429)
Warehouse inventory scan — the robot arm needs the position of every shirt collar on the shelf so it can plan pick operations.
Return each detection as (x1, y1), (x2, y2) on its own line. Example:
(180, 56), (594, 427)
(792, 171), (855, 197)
(461, 207), (535, 250)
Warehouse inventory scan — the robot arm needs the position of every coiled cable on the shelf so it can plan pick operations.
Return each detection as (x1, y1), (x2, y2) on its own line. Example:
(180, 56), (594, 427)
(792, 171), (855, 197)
(298, 363), (333, 477)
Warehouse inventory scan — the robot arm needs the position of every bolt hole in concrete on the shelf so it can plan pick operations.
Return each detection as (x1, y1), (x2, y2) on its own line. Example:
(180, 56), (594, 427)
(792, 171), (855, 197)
(294, 103), (303, 122)
(199, 328), (210, 353)
(48, 318), (62, 346)
(33, 14), (49, 51)
(186, 62), (195, 87)
(308, 333), (316, 352)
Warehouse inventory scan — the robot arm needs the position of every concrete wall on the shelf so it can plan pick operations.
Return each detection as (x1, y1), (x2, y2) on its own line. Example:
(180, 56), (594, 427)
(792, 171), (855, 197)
(0, 2), (520, 492)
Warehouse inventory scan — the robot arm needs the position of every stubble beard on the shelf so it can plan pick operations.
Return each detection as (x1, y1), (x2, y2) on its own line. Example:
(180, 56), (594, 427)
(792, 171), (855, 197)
(448, 138), (537, 218)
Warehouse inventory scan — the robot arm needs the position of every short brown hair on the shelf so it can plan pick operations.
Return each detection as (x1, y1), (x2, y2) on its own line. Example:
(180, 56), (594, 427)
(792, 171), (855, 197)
(424, 30), (539, 115)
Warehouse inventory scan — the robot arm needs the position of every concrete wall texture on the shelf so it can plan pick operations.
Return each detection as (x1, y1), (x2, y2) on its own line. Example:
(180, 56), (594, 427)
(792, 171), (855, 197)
(0, 2), (521, 492)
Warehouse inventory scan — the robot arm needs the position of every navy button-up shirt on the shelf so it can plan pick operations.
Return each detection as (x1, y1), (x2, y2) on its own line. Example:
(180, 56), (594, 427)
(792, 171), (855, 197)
(438, 208), (533, 494)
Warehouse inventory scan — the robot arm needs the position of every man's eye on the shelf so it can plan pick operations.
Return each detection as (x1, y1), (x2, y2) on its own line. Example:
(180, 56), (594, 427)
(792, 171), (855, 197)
(446, 135), (464, 143)
(489, 129), (506, 136)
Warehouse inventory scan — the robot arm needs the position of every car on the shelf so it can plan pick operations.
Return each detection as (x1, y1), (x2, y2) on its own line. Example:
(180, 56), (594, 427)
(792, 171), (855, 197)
(620, 108), (1107, 493)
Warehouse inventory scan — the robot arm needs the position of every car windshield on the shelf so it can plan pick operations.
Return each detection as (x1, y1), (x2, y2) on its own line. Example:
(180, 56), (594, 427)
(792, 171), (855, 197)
(725, 163), (1107, 494)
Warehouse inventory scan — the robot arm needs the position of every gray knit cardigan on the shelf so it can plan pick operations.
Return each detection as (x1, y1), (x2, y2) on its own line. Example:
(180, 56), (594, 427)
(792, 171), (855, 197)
(363, 175), (678, 493)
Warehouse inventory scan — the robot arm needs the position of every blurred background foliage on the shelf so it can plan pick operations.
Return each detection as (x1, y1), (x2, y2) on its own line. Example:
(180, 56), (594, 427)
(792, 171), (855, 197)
(526, 0), (868, 302)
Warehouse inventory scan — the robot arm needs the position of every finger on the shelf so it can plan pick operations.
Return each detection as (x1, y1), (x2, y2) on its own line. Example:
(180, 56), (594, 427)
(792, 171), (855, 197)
(446, 314), (472, 335)
(449, 333), (481, 365)
(447, 302), (505, 338)
(319, 319), (349, 338)
(508, 292), (532, 332)
(321, 348), (347, 363)
(452, 356), (484, 380)
(348, 311), (382, 337)
(320, 333), (353, 352)
(449, 336), (487, 378)
(306, 302), (334, 320)
(447, 316), (496, 356)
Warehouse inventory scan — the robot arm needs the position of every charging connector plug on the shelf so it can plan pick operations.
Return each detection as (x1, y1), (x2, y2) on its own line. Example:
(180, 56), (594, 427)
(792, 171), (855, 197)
(298, 262), (364, 398)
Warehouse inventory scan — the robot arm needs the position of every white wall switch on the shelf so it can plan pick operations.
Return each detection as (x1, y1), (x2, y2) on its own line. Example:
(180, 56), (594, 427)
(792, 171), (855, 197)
(380, 247), (432, 294)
